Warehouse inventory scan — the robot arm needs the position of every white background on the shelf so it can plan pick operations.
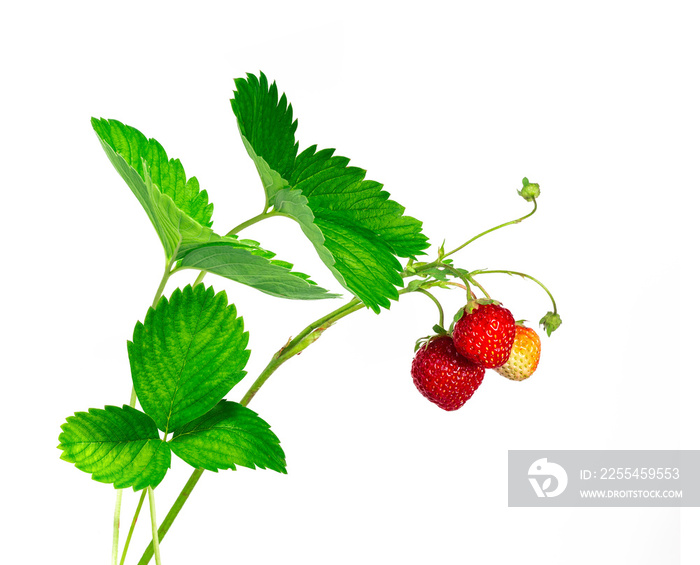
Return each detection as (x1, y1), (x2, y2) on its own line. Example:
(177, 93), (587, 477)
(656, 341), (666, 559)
(2, 1), (699, 563)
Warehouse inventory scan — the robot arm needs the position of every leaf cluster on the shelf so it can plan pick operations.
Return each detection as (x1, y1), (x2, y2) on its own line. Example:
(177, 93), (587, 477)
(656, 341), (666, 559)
(59, 285), (286, 490)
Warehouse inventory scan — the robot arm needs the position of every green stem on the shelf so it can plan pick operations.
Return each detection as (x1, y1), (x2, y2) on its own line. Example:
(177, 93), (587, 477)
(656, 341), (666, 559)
(147, 487), (162, 565)
(137, 469), (205, 565)
(440, 263), (474, 302)
(465, 275), (491, 300)
(416, 289), (444, 328)
(119, 490), (147, 565)
(443, 199), (537, 259)
(193, 271), (207, 286)
(114, 259), (173, 564)
(225, 210), (281, 237)
(135, 283), (439, 564)
(239, 297), (364, 407)
(471, 269), (558, 313)
(112, 490), (123, 565)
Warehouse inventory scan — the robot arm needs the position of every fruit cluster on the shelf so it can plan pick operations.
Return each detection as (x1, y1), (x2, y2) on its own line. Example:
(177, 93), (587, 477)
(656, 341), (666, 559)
(411, 302), (542, 411)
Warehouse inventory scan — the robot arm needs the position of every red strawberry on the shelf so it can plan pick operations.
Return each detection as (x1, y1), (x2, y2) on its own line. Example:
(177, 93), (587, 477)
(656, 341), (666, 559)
(452, 302), (516, 368)
(494, 325), (541, 381)
(411, 335), (485, 411)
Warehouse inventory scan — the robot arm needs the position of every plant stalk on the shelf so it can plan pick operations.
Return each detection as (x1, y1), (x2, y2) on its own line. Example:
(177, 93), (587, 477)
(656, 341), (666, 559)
(470, 269), (558, 313)
(111, 490), (123, 565)
(137, 469), (205, 565)
(119, 490), (147, 565)
(416, 288), (444, 328)
(114, 259), (173, 563)
(135, 283), (436, 564)
(225, 210), (281, 237)
(147, 487), (162, 565)
(443, 199), (537, 259)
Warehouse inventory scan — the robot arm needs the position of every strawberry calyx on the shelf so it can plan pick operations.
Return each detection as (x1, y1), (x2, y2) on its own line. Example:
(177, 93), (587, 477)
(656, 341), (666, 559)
(518, 177), (540, 202)
(539, 311), (562, 337)
(463, 297), (502, 316)
(413, 327), (448, 353)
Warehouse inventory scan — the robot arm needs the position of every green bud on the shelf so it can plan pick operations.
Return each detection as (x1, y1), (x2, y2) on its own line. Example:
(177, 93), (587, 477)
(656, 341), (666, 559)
(518, 178), (540, 202)
(539, 311), (562, 337)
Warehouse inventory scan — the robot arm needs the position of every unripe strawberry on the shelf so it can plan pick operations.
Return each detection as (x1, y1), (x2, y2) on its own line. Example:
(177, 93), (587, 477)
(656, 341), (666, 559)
(494, 325), (541, 381)
(411, 335), (485, 411)
(452, 302), (516, 368)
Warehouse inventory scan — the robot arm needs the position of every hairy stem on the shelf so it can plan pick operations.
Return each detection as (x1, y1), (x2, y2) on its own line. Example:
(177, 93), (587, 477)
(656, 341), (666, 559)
(239, 298), (363, 407)
(471, 269), (558, 313)
(443, 199), (537, 259)
(120, 490), (147, 565)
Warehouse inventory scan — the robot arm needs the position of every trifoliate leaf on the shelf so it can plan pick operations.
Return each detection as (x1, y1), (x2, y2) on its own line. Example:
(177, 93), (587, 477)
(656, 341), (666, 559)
(93, 118), (335, 300)
(58, 405), (170, 490)
(128, 285), (249, 434)
(231, 72), (429, 312)
(169, 401), (286, 473)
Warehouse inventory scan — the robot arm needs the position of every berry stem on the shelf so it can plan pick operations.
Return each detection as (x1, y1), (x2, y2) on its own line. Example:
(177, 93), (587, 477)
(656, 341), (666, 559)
(442, 199), (537, 259)
(465, 275), (491, 300)
(416, 288), (445, 328)
(470, 269), (558, 313)
(439, 263), (474, 302)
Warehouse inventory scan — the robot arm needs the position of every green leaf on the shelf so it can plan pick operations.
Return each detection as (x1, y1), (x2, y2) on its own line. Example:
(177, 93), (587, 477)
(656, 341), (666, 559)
(92, 118), (222, 262)
(128, 285), (250, 434)
(93, 118), (336, 300)
(58, 405), (170, 490)
(231, 72), (429, 312)
(170, 401), (286, 473)
(177, 239), (339, 300)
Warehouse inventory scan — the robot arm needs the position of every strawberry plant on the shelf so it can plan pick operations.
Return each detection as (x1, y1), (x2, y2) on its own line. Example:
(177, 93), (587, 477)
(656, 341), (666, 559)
(58, 72), (562, 564)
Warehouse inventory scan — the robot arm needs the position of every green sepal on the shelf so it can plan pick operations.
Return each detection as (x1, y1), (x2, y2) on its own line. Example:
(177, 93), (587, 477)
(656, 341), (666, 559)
(518, 177), (540, 201)
(169, 401), (286, 473)
(539, 311), (562, 336)
(128, 285), (250, 434)
(58, 405), (170, 491)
